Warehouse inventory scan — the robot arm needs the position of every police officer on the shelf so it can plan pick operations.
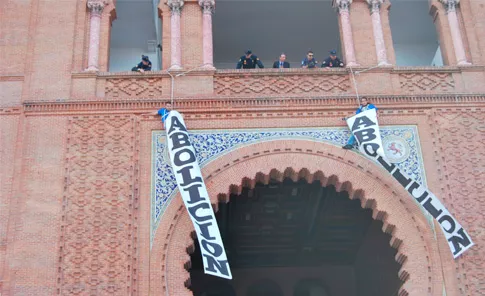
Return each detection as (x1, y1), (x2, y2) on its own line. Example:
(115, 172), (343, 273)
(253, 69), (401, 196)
(322, 50), (344, 68)
(132, 55), (152, 72)
(301, 51), (318, 69)
(236, 49), (264, 69)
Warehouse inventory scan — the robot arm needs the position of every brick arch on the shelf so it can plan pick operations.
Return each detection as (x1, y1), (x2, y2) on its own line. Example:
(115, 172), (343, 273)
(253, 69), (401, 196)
(150, 139), (445, 296)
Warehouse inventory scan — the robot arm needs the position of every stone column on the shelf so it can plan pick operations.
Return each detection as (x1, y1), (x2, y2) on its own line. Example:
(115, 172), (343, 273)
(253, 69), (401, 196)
(168, 0), (184, 70)
(199, 0), (215, 69)
(86, 0), (106, 71)
(440, 0), (470, 65)
(367, 0), (390, 66)
(335, 0), (359, 67)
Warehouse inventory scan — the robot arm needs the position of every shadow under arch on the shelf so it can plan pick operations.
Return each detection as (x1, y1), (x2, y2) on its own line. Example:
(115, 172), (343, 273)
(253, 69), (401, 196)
(294, 278), (331, 296)
(149, 139), (445, 296)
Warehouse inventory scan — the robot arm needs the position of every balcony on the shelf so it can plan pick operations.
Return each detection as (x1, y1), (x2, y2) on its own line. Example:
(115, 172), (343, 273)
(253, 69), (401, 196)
(69, 65), (485, 101)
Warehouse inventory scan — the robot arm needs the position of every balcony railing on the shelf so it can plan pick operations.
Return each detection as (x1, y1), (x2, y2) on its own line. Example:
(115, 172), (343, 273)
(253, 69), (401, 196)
(69, 65), (484, 101)
(213, 68), (351, 96)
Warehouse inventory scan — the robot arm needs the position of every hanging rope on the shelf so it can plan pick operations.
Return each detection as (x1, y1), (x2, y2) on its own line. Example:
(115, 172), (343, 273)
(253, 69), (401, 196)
(348, 64), (382, 106)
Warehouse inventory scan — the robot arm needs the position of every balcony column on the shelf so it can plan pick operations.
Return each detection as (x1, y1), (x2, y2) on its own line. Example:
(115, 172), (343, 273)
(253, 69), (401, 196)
(335, 0), (359, 67)
(168, 0), (184, 70)
(86, 0), (106, 71)
(199, 0), (215, 69)
(440, 0), (471, 65)
(367, 0), (391, 66)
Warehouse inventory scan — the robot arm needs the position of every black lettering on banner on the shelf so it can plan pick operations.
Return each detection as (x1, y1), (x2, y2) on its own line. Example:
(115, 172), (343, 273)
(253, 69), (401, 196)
(201, 239), (223, 257)
(173, 148), (196, 166)
(188, 202), (212, 223)
(170, 132), (191, 150)
(351, 116), (376, 132)
(176, 166), (202, 187)
(392, 169), (413, 188)
(377, 156), (396, 173)
(203, 255), (230, 277)
(407, 182), (429, 203)
(168, 116), (188, 134)
(354, 128), (377, 144)
(448, 228), (472, 256)
(197, 221), (216, 241)
(183, 184), (207, 204)
(363, 143), (380, 158)
(438, 215), (457, 234)
(422, 197), (443, 219)
(165, 112), (232, 279)
(347, 111), (474, 258)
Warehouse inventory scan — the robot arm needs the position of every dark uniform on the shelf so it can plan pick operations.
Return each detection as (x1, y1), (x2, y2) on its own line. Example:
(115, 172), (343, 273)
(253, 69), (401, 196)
(301, 57), (319, 68)
(321, 56), (344, 68)
(132, 55), (152, 71)
(236, 52), (264, 69)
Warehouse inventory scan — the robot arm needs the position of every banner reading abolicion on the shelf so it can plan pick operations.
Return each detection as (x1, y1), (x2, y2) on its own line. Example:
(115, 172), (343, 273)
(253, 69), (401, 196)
(163, 110), (232, 279)
(346, 109), (473, 258)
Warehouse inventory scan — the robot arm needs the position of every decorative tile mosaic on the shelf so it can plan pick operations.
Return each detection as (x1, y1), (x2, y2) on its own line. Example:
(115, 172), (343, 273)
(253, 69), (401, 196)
(150, 126), (427, 244)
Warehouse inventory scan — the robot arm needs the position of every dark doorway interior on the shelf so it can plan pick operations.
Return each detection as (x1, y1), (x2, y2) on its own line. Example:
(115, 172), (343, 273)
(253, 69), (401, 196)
(188, 178), (403, 296)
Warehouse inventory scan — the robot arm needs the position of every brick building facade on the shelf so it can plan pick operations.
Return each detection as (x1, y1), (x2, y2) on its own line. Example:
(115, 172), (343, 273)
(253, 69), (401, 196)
(1, 0), (485, 295)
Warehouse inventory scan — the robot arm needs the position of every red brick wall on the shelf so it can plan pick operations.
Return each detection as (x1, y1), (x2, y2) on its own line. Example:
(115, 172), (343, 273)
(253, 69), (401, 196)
(0, 113), (20, 290)
(350, 1), (378, 67)
(181, 2), (203, 69)
(467, 0), (485, 62)
(1, 0), (485, 295)
(149, 138), (442, 295)
(27, 1), (77, 100)
(0, 0), (31, 74)
(430, 108), (485, 296)
(1, 116), (68, 295)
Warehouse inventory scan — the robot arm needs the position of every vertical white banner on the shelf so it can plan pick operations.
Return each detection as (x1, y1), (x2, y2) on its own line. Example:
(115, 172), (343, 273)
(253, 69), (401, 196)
(164, 110), (232, 279)
(346, 109), (474, 258)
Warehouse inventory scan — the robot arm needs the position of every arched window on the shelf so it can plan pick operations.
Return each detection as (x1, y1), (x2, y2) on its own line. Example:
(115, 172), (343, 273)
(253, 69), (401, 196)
(294, 279), (330, 296)
(389, 0), (443, 66)
(108, 0), (162, 71)
(213, 1), (342, 69)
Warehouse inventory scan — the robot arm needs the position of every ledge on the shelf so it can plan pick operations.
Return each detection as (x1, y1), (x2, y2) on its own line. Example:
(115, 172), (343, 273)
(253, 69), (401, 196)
(71, 71), (97, 78)
(66, 66), (485, 100)
(69, 65), (485, 79)
(391, 65), (485, 73)
(21, 94), (485, 114)
(94, 68), (216, 78)
(0, 107), (22, 114)
(0, 74), (25, 81)
(214, 68), (352, 76)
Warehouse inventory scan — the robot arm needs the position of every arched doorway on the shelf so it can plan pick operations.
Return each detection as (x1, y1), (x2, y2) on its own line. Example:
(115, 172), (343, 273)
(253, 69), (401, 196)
(188, 176), (403, 296)
(150, 140), (446, 296)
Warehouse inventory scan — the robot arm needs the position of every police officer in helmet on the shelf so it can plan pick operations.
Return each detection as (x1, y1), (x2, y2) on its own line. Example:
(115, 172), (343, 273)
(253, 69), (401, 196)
(236, 49), (264, 69)
(132, 55), (152, 72)
(322, 50), (344, 68)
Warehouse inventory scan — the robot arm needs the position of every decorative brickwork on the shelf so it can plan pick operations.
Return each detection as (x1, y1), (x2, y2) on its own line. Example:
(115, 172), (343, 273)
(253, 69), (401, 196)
(58, 116), (139, 295)
(432, 109), (485, 295)
(214, 74), (350, 96)
(399, 73), (455, 92)
(105, 77), (164, 98)
(21, 94), (485, 114)
(151, 125), (426, 241)
(2, 0), (485, 292)
(151, 140), (440, 296)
